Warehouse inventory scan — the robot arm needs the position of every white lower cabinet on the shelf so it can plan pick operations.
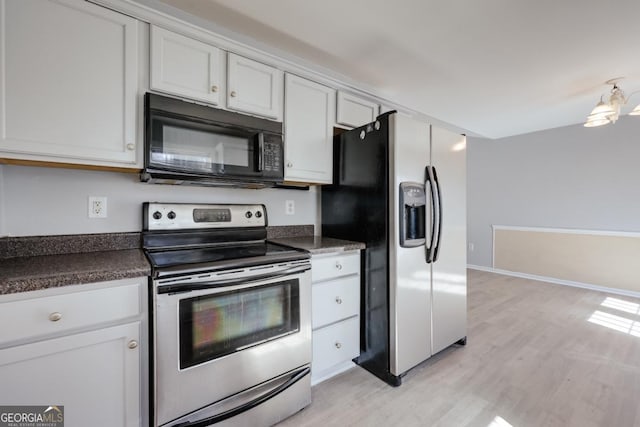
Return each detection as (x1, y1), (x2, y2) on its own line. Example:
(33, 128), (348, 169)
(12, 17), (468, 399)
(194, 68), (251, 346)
(0, 278), (146, 427)
(311, 251), (360, 384)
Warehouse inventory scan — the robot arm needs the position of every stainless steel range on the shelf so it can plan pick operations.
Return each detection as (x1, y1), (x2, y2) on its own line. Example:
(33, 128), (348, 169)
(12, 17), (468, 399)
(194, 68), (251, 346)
(143, 203), (312, 427)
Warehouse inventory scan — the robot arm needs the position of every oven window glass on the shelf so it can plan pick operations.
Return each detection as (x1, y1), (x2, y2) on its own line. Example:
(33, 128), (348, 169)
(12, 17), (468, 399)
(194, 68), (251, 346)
(179, 279), (300, 369)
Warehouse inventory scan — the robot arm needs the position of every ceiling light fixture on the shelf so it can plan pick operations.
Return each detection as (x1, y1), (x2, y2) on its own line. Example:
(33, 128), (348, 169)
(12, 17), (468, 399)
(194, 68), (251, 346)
(584, 78), (640, 127)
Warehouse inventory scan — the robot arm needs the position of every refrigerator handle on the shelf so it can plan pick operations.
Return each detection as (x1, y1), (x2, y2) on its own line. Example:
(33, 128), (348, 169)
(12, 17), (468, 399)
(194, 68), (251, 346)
(432, 166), (443, 262)
(425, 166), (437, 263)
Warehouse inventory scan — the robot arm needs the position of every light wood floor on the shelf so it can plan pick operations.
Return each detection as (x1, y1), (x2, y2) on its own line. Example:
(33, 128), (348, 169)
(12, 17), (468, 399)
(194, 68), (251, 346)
(278, 269), (640, 427)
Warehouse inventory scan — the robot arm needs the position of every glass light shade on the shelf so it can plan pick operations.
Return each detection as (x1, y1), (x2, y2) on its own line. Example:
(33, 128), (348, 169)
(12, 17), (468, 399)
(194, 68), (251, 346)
(588, 100), (616, 120)
(629, 103), (640, 116)
(584, 116), (611, 127)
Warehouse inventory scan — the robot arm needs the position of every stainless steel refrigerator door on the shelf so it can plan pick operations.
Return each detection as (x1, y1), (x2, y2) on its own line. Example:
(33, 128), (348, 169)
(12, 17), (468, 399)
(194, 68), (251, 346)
(430, 127), (467, 354)
(388, 114), (433, 376)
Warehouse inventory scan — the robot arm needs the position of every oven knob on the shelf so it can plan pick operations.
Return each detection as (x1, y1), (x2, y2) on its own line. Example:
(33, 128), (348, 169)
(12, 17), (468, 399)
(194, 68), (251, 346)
(167, 211), (176, 220)
(255, 211), (262, 218)
(245, 211), (253, 218)
(153, 211), (162, 220)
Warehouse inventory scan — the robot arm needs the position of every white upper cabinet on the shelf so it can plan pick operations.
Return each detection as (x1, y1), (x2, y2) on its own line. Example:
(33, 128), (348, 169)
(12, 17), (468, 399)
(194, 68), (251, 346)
(227, 53), (283, 120)
(0, 0), (139, 167)
(336, 91), (379, 128)
(284, 74), (335, 184)
(150, 25), (224, 106)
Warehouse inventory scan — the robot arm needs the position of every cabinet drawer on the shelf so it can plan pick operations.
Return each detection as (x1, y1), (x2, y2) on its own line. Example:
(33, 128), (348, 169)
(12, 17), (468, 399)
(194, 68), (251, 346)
(312, 316), (359, 376)
(311, 252), (359, 282)
(312, 275), (359, 328)
(0, 283), (142, 345)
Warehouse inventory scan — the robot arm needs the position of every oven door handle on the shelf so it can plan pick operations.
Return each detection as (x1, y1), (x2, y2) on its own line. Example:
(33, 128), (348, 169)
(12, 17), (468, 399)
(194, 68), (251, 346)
(157, 264), (311, 295)
(172, 366), (310, 427)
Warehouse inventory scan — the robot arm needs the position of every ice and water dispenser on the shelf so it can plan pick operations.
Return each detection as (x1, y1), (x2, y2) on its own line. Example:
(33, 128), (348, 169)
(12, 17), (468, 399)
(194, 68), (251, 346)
(399, 182), (426, 248)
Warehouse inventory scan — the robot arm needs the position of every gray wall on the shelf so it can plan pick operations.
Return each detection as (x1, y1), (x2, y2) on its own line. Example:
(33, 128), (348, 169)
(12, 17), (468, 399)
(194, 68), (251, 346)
(467, 116), (640, 267)
(0, 165), (318, 237)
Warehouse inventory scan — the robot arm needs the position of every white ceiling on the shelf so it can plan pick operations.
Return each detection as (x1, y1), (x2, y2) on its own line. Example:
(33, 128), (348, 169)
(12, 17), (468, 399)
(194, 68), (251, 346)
(157, 0), (640, 139)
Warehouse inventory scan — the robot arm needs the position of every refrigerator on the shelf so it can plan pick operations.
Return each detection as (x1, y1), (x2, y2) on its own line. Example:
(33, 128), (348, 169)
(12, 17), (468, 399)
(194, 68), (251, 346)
(322, 111), (467, 386)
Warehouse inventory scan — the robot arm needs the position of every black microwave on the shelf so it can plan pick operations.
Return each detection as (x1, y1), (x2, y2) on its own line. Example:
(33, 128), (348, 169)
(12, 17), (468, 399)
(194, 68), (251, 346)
(142, 93), (284, 187)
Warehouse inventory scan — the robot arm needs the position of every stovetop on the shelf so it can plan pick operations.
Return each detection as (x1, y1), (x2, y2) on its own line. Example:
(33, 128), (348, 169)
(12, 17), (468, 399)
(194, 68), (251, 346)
(142, 203), (309, 278)
(145, 241), (308, 278)
(146, 242), (296, 268)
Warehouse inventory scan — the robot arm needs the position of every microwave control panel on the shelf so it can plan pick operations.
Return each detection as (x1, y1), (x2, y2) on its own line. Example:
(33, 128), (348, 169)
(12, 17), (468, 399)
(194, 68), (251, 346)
(263, 141), (282, 173)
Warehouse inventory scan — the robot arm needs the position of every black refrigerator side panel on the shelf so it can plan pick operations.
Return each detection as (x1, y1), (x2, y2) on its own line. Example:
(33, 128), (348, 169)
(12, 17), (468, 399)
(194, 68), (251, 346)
(322, 117), (390, 377)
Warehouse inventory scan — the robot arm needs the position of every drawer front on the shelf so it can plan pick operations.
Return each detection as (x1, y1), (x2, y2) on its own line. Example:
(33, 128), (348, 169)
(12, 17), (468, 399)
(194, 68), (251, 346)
(311, 252), (360, 282)
(312, 316), (359, 376)
(0, 282), (142, 345)
(312, 275), (359, 328)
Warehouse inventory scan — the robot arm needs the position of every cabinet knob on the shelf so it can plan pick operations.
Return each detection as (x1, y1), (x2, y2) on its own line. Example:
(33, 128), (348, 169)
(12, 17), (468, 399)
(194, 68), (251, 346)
(335, 262), (343, 270)
(335, 296), (343, 304)
(48, 312), (62, 322)
(335, 342), (342, 349)
(287, 162), (293, 168)
(230, 90), (237, 97)
(128, 340), (138, 349)
(211, 85), (218, 93)
(126, 143), (135, 151)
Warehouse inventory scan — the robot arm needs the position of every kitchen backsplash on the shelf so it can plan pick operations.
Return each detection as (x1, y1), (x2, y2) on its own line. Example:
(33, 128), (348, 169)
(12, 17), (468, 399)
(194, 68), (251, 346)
(0, 165), (319, 237)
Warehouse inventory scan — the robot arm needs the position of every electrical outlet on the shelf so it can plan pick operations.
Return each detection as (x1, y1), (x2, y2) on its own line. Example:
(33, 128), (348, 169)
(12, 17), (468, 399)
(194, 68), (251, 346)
(285, 200), (295, 215)
(88, 196), (107, 218)
(468, 242), (475, 252)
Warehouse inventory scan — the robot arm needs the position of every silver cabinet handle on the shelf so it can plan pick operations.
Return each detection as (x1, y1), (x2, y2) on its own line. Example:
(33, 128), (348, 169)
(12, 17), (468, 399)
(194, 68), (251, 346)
(126, 143), (135, 151)
(335, 296), (343, 304)
(335, 342), (342, 349)
(287, 162), (293, 168)
(230, 90), (237, 97)
(335, 262), (343, 270)
(128, 340), (138, 349)
(48, 312), (62, 322)
(211, 85), (218, 93)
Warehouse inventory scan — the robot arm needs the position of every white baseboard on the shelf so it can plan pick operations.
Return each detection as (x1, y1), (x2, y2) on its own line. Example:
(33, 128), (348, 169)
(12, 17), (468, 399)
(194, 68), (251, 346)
(311, 361), (357, 386)
(467, 264), (640, 299)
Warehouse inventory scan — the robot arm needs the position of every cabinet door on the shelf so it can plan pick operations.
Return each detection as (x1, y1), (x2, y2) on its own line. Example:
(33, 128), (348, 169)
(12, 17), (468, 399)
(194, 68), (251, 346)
(0, 322), (141, 427)
(284, 74), (335, 184)
(227, 53), (282, 119)
(0, 0), (139, 167)
(336, 91), (379, 128)
(150, 25), (224, 106)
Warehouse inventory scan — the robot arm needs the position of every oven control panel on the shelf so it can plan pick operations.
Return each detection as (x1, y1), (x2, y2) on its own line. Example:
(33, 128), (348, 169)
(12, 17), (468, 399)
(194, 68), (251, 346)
(143, 203), (267, 230)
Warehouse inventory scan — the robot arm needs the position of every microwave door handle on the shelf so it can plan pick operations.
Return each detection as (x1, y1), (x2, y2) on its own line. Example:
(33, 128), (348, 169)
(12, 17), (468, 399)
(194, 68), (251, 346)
(256, 132), (265, 172)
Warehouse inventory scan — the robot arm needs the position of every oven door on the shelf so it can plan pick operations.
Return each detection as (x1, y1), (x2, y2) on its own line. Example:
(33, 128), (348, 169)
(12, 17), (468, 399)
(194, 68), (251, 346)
(153, 264), (311, 426)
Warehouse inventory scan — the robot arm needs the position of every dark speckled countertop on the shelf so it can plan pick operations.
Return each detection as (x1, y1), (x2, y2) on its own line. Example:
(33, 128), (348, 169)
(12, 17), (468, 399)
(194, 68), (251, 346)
(0, 226), (362, 295)
(0, 232), (150, 295)
(0, 250), (150, 295)
(270, 235), (365, 254)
